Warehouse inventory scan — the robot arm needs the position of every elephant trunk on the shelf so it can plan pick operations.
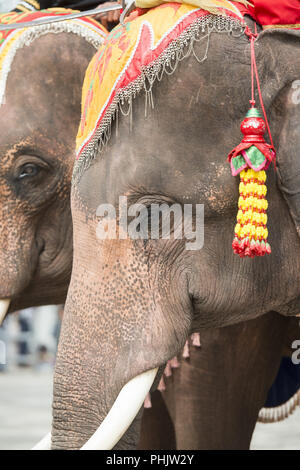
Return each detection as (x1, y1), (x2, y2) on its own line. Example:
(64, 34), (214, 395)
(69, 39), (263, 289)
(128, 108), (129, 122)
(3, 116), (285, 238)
(51, 269), (190, 448)
(52, 349), (157, 450)
(51, 291), (163, 450)
(51, 195), (192, 449)
(81, 367), (158, 450)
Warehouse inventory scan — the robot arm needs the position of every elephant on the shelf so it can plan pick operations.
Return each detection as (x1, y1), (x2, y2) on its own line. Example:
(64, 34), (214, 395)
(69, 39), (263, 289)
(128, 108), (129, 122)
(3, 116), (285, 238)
(139, 314), (300, 450)
(0, 10), (106, 321)
(49, 4), (300, 450)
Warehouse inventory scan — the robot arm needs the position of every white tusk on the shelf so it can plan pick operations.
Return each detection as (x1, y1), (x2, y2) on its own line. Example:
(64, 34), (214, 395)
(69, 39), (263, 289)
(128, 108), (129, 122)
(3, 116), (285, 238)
(31, 432), (51, 450)
(0, 299), (10, 326)
(81, 367), (158, 450)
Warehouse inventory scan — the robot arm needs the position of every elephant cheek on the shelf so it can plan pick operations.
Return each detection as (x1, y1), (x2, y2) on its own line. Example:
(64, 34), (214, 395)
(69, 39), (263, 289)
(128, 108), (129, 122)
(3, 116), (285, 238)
(0, 210), (39, 298)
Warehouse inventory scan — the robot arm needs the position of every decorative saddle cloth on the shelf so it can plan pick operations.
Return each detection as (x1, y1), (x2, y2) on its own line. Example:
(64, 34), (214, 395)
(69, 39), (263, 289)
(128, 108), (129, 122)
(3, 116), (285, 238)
(135, 0), (300, 29)
(75, 0), (299, 172)
(76, 1), (246, 168)
(0, 8), (107, 105)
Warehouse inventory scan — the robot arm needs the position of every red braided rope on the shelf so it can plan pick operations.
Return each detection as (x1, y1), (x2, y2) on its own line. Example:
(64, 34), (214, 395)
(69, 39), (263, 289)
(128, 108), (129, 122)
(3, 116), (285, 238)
(245, 25), (276, 163)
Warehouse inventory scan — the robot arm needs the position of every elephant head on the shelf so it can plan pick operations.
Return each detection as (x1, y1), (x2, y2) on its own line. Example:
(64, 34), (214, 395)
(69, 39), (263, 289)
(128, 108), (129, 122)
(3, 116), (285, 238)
(51, 10), (300, 449)
(0, 17), (106, 321)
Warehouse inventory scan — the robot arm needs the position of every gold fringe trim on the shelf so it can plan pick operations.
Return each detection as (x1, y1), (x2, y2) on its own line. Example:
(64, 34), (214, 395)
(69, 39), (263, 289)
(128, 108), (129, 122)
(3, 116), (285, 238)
(258, 390), (300, 423)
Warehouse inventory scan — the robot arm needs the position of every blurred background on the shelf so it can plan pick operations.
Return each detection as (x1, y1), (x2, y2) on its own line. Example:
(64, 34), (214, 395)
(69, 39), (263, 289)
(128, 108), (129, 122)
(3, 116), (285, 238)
(0, 306), (62, 450)
(0, 1), (18, 11)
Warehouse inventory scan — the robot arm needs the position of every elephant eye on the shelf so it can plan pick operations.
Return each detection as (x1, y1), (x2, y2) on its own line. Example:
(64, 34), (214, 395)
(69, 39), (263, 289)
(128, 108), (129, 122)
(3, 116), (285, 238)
(18, 163), (39, 179)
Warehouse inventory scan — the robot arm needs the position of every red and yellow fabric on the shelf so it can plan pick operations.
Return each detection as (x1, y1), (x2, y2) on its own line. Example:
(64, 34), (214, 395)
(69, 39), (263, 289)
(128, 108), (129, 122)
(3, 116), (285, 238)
(77, 1), (245, 158)
(0, 8), (107, 105)
(214, 0), (300, 29)
(247, 0), (300, 30)
(135, 0), (249, 15)
(0, 7), (106, 47)
(136, 0), (300, 29)
(227, 106), (275, 258)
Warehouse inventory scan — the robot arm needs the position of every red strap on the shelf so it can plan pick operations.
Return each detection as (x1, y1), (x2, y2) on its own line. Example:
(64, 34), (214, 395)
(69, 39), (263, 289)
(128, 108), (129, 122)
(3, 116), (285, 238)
(245, 25), (276, 165)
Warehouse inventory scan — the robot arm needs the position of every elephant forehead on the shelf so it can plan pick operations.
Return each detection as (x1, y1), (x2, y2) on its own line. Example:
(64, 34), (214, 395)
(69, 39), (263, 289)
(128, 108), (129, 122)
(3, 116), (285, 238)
(76, 140), (237, 219)
(74, 4), (245, 184)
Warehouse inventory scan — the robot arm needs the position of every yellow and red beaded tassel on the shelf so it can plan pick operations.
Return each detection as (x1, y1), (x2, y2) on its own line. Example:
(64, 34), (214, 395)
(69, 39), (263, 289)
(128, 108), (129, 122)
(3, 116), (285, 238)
(227, 27), (276, 258)
(234, 166), (269, 257)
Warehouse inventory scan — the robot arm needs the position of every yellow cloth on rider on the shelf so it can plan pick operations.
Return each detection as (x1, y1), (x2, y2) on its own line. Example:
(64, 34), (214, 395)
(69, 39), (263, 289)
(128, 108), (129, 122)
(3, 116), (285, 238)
(135, 0), (249, 14)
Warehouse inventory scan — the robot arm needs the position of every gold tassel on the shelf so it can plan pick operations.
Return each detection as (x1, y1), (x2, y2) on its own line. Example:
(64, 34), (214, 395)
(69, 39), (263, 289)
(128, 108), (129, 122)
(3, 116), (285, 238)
(232, 168), (271, 257)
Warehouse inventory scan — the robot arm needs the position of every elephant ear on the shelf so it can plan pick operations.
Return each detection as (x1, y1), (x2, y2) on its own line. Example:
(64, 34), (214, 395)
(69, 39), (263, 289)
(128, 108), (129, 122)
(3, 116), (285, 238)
(275, 77), (300, 237)
(277, 154), (300, 238)
(264, 29), (300, 237)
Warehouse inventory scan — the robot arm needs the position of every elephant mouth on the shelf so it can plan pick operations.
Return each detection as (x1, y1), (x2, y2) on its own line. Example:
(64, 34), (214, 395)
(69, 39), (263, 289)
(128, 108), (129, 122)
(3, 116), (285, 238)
(0, 237), (46, 320)
(153, 332), (201, 396)
(3, 235), (70, 315)
(82, 334), (202, 450)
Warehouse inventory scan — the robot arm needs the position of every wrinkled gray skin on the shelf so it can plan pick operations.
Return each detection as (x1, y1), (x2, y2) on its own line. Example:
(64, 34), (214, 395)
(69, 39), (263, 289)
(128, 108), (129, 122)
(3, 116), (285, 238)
(139, 314), (300, 450)
(0, 32), (98, 312)
(52, 17), (300, 450)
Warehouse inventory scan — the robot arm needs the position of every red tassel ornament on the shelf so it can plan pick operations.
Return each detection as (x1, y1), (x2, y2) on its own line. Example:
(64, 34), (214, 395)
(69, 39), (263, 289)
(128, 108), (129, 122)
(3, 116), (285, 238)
(228, 108), (275, 258)
(228, 28), (276, 258)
